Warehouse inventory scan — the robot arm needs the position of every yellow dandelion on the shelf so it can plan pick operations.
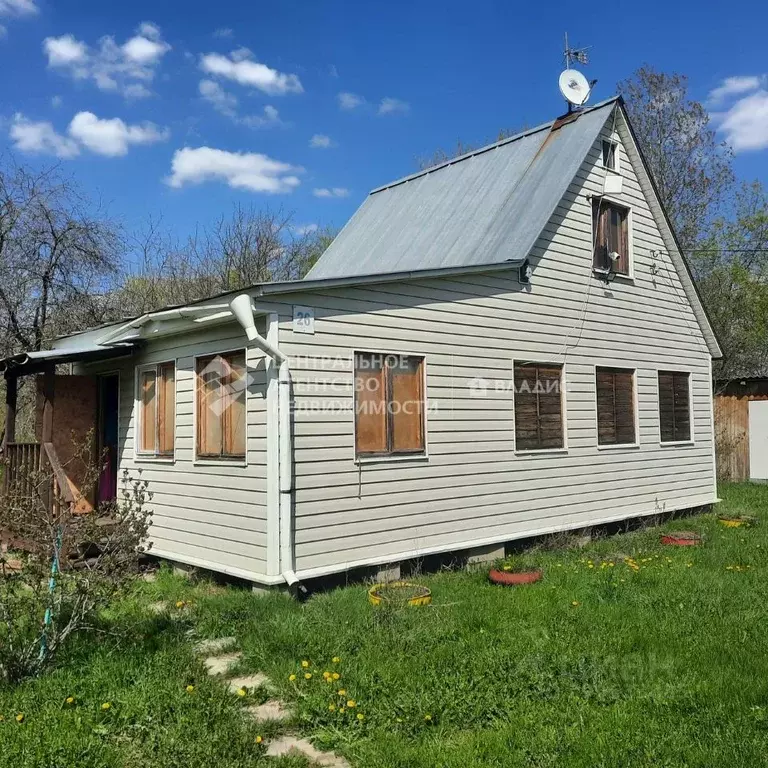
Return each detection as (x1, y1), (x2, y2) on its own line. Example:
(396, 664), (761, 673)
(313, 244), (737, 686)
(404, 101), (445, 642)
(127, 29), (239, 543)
(237, 687), (247, 697)
(329, 704), (336, 712)
(339, 706), (346, 713)
(289, 674), (297, 681)
(332, 672), (340, 680)
(0, 715), (4, 722)
(338, 689), (346, 697)
(571, 601), (580, 606)
(322, 671), (331, 679)
(304, 673), (312, 680)
(346, 700), (356, 708)
(16, 713), (24, 723)
(186, 685), (195, 694)
(301, 660), (310, 668)
(424, 714), (432, 721)
(332, 656), (341, 663)
(101, 703), (111, 711)
(255, 735), (263, 744)
(65, 696), (75, 705)
(357, 713), (365, 721)
(502, 564), (512, 571)
(175, 600), (185, 609)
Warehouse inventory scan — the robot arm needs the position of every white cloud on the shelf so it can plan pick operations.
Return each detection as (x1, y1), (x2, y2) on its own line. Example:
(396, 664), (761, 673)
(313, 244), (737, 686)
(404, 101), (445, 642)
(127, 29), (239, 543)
(240, 105), (282, 129)
(708, 76), (762, 105)
(68, 112), (169, 156)
(313, 187), (349, 198)
(199, 78), (238, 117)
(378, 97), (409, 115)
(295, 223), (318, 235)
(338, 91), (364, 110)
(166, 147), (302, 193)
(716, 90), (768, 152)
(10, 114), (79, 158)
(0, 0), (38, 16)
(309, 133), (333, 149)
(200, 51), (302, 95)
(43, 23), (171, 99)
(10, 111), (169, 158)
(213, 27), (233, 39)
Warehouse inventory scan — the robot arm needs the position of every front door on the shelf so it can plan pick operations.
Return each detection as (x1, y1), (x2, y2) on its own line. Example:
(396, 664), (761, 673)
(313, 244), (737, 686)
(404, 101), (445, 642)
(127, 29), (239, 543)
(98, 374), (120, 504)
(749, 401), (768, 481)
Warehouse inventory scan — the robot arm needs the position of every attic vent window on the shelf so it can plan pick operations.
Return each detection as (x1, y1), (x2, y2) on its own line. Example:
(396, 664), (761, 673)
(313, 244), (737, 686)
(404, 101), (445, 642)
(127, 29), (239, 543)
(602, 139), (618, 171)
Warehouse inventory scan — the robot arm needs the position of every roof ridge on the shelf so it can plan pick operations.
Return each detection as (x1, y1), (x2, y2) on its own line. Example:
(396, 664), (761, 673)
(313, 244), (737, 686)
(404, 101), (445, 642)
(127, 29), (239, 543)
(369, 96), (620, 196)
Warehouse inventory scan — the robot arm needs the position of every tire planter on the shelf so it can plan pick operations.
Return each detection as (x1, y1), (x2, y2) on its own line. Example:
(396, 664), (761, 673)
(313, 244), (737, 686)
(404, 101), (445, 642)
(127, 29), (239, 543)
(661, 531), (702, 546)
(488, 568), (543, 586)
(718, 515), (758, 529)
(368, 581), (432, 607)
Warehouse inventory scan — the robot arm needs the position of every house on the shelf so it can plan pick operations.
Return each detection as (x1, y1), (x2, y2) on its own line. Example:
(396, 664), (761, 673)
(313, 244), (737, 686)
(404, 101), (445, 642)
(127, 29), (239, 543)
(1, 96), (722, 588)
(715, 375), (768, 482)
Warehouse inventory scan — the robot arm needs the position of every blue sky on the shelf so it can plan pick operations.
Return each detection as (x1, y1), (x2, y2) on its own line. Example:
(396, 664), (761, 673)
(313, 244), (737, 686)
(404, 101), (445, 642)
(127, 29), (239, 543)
(1, 0), (767, 249)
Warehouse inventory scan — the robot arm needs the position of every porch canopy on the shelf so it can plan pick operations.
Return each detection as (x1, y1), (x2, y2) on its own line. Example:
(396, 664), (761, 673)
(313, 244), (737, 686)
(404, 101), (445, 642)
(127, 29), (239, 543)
(0, 341), (138, 376)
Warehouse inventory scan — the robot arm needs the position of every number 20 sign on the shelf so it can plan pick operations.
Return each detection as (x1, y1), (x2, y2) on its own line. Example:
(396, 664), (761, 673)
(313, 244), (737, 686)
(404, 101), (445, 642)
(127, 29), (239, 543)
(293, 306), (315, 334)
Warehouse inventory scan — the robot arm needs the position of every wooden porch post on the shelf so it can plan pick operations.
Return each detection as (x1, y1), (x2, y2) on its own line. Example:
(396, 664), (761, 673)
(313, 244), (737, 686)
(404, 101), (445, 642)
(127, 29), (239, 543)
(41, 364), (55, 445)
(4, 371), (17, 449)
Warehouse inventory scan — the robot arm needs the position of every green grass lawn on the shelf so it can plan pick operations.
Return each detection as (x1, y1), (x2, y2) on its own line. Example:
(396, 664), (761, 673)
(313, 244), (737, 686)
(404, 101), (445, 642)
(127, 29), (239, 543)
(2, 483), (768, 767)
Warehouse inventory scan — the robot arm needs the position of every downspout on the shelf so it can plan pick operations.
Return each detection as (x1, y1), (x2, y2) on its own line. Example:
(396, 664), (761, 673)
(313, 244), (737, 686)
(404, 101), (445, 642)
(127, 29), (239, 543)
(230, 295), (301, 590)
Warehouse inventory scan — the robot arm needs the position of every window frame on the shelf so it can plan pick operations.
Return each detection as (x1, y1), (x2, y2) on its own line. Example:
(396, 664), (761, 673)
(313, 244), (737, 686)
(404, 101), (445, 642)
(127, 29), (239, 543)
(594, 366), (639, 450)
(135, 361), (177, 461)
(601, 136), (621, 173)
(352, 350), (429, 463)
(657, 369), (694, 446)
(591, 196), (633, 279)
(193, 348), (249, 464)
(512, 360), (568, 455)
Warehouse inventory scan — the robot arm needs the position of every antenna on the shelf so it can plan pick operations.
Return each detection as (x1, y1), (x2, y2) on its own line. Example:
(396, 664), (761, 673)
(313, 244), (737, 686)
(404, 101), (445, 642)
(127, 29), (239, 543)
(560, 34), (596, 111)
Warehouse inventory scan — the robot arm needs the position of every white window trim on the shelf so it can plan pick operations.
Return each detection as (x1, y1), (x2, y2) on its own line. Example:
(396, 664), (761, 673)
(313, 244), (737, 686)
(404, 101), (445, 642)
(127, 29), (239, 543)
(511, 359), (569, 455)
(134, 360), (177, 462)
(590, 195), (635, 281)
(192, 348), (249, 466)
(656, 367), (695, 447)
(593, 365), (640, 450)
(351, 348), (430, 464)
(601, 135), (621, 174)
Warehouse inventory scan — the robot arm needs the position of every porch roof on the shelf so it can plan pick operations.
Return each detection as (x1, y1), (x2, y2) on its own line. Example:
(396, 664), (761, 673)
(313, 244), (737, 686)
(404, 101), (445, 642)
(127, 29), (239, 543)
(0, 341), (139, 376)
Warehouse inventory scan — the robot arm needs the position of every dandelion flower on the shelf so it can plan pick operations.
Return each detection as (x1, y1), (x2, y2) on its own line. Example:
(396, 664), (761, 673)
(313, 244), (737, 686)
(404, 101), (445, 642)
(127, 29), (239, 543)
(332, 672), (340, 680)
(339, 706), (346, 713)
(322, 671), (331, 679)
(329, 704), (336, 712)
(332, 656), (341, 663)
(15, 713), (24, 723)
(424, 714), (432, 721)
(237, 687), (247, 697)
(571, 601), (580, 607)
(301, 660), (310, 668)
(186, 685), (195, 694)
(502, 564), (512, 572)
(357, 713), (365, 721)
(101, 703), (111, 711)
(175, 600), (185, 608)
(289, 674), (297, 682)
(255, 735), (263, 744)
(338, 689), (346, 697)
(304, 673), (312, 680)
(65, 696), (75, 705)
(346, 700), (356, 708)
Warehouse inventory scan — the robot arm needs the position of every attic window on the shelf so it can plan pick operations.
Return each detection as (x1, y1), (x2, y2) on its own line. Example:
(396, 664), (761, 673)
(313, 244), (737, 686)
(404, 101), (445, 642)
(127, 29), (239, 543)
(602, 139), (618, 172)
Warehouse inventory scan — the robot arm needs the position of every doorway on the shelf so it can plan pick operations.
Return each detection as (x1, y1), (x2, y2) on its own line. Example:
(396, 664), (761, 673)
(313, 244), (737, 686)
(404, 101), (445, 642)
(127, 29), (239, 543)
(98, 374), (120, 504)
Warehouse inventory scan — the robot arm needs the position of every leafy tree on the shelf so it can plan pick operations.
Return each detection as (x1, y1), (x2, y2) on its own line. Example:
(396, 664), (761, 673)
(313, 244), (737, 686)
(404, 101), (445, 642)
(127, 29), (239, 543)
(617, 66), (734, 248)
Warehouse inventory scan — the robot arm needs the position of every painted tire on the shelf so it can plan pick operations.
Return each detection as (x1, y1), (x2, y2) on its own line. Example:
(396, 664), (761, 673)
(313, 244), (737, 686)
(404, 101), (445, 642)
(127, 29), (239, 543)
(488, 569), (543, 586)
(368, 582), (432, 607)
(661, 532), (702, 546)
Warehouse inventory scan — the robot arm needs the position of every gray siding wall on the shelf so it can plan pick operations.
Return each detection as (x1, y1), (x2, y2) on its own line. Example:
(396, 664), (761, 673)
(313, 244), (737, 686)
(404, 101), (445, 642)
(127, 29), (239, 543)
(82, 322), (269, 580)
(262, 121), (716, 577)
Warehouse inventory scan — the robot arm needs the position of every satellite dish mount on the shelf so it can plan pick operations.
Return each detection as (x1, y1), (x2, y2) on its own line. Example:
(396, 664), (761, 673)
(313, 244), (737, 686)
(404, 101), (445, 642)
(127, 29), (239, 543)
(559, 34), (596, 112)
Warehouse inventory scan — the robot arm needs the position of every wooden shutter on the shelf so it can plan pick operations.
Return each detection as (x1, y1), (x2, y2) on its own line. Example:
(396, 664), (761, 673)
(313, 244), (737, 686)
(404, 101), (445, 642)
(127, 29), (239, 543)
(593, 200), (629, 275)
(596, 368), (635, 445)
(390, 356), (424, 453)
(355, 353), (387, 455)
(222, 352), (246, 457)
(157, 363), (175, 455)
(196, 354), (223, 456)
(592, 200), (609, 271)
(514, 363), (564, 451)
(659, 372), (691, 443)
(139, 370), (156, 453)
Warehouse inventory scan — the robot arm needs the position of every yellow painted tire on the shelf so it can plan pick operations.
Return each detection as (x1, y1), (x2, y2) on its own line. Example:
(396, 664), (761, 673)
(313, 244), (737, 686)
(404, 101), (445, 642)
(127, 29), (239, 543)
(368, 581), (432, 607)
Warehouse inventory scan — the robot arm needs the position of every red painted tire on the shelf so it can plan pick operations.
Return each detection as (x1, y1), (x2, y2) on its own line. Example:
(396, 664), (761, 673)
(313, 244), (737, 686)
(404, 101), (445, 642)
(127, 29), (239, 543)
(488, 569), (543, 586)
(661, 532), (702, 546)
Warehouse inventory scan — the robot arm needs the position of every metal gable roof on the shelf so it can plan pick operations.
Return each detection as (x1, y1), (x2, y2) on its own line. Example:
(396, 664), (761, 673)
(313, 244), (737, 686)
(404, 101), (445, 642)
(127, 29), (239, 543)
(306, 99), (619, 280)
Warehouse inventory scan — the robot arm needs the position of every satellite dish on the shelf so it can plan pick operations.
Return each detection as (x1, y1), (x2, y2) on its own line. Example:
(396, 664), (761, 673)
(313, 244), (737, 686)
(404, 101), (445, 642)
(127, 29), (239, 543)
(559, 69), (591, 107)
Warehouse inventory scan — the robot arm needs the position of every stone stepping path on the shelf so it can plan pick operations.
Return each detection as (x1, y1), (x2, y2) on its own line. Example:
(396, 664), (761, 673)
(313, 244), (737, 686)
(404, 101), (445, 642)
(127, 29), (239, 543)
(196, 637), (351, 767)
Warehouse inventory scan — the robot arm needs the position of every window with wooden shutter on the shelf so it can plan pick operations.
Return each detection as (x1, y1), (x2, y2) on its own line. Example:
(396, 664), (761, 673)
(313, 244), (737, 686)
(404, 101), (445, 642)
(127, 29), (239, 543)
(196, 351), (247, 459)
(354, 352), (425, 458)
(658, 371), (691, 443)
(514, 363), (564, 451)
(137, 362), (175, 456)
(593, 199), (630, 276)
(596, 367), (636, 445)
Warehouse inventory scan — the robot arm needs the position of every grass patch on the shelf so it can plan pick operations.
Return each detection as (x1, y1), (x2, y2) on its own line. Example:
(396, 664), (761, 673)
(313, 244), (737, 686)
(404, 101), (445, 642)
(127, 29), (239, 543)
(2, 483), (768, 766)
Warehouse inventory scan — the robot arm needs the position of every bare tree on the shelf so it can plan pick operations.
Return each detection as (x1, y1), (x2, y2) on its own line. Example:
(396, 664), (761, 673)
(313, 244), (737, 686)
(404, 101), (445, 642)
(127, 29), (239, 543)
(617, 66), (734, 248)
(0, 162), (122, 356)
(416, 128), (523, 171)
